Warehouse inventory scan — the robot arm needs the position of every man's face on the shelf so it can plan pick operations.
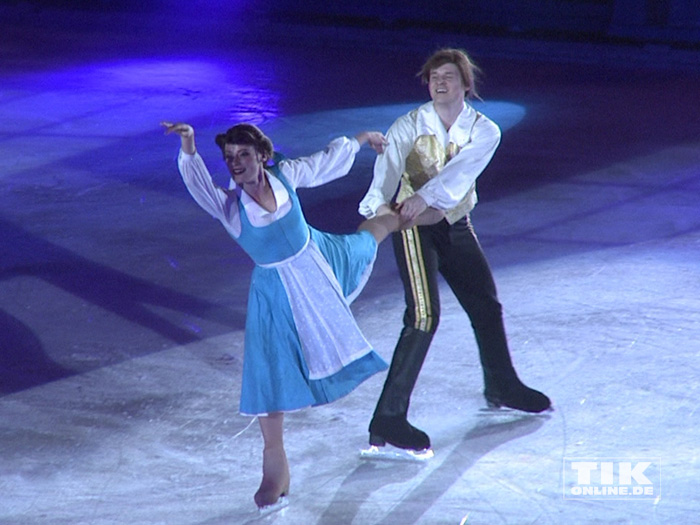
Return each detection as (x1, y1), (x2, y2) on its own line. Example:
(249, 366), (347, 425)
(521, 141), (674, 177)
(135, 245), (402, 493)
(428, 63), (467, 105)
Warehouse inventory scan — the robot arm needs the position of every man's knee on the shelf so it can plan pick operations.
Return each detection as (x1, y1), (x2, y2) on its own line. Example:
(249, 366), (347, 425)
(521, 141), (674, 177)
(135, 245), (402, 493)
(404, 311), (440, 334)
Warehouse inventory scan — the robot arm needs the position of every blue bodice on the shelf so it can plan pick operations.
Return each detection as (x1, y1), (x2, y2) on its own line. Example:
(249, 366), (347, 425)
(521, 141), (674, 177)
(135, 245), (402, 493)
(234, 164), (310, 266)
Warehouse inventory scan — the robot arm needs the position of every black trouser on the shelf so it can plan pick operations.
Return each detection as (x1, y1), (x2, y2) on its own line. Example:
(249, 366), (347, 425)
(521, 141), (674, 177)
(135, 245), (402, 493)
(373, 216), (516, 419)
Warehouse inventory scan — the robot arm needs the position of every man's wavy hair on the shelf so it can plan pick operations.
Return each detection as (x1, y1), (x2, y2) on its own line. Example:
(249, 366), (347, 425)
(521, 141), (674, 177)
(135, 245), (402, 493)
(418, 48), (481, 100)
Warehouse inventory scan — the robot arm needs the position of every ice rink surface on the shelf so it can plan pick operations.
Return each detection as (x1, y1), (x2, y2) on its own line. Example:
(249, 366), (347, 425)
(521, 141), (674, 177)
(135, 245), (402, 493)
(1, 3), (699, 523)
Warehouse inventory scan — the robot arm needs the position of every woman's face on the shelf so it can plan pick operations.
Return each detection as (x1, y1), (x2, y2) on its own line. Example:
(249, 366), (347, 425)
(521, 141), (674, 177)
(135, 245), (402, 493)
(223, 143), (266, 186)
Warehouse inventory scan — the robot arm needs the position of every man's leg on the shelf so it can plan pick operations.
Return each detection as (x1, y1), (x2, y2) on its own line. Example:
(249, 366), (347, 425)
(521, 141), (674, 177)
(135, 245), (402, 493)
(369, 225), (440, 450)
(438, 217), (551, 413)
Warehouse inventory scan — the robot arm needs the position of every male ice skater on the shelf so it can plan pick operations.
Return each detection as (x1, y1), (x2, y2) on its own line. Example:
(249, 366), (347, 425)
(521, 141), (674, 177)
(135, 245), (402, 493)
(359, 48), (551, 455)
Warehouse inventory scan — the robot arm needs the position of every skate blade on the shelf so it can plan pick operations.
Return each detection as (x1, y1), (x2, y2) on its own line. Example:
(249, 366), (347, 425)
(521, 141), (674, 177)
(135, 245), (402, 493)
(359, 444), (434, 462)
(257, 496), (289, 516)
(478, 406), (554, 417)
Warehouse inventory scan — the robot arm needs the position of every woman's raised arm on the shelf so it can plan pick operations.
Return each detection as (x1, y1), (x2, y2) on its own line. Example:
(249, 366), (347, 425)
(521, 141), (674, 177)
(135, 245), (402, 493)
(161, 121), (196, 155)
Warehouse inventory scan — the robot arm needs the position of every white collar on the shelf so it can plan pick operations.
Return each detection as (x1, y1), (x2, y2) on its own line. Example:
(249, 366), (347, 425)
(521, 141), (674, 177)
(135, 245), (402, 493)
(238, 170), (290, 215)
(415, 101), (476, 145)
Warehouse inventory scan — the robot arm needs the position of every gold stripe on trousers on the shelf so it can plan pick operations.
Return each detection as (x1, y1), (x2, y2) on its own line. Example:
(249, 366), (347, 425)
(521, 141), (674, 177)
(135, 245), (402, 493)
(400, 227), (434, 333)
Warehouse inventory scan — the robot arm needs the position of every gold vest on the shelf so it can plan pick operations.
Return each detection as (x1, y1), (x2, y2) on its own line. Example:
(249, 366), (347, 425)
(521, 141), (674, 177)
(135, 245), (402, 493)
(397, 135), (473, 224)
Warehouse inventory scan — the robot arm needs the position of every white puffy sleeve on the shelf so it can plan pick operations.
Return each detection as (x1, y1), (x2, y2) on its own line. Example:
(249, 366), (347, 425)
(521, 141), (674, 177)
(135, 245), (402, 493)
(417, 115), (501, 210)
(358, 113), (415, 218)
(177, 150), (242, 238)
(278, 136), (360, 190)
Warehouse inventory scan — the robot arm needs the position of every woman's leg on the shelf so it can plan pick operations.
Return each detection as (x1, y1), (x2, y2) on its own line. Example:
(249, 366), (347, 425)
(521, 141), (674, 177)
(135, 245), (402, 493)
(358, 208), (445, 244)
(414, 207), (445, 226)
(254, 412), (290, 508)
(358, 213), (401, 244)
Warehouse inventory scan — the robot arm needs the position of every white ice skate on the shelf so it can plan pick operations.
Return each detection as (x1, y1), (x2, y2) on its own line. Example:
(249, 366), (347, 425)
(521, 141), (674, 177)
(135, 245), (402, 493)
(257, 495), (289, 517)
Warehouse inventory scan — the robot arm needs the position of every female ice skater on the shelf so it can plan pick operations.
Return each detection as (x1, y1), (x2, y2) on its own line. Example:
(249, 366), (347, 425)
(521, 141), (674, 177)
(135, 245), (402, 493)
(162, 121), (441, 512)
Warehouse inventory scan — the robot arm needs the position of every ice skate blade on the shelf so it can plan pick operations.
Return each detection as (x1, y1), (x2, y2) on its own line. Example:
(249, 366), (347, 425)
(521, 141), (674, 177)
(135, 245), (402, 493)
(257, 496), (289, 516)
(360, 444), (434, 462)
(479, 405), (554, 417)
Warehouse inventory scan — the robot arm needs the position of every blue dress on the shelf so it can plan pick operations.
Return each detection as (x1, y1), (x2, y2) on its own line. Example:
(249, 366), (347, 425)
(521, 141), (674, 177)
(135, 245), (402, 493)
(223, 166), (387, 415)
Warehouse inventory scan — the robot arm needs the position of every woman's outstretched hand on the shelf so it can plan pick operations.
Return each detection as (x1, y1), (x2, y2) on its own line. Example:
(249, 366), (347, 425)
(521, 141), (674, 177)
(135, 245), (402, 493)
(161, 121), (193, 137)
(355, 131), (389, 154)
(161, 121), (196, 154)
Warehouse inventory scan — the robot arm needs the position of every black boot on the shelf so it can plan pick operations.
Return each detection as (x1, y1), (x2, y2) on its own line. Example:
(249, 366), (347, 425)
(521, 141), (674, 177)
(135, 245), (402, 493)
(483, 369), (551, 413)
(369, 327), (433, 450)
(473, 314), (551, 413)
(369, 416), (430, 450)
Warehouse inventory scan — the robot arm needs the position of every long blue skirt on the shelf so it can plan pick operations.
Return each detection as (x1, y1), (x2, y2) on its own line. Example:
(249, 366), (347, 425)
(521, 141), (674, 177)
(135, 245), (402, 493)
(239, 228), (387, 415)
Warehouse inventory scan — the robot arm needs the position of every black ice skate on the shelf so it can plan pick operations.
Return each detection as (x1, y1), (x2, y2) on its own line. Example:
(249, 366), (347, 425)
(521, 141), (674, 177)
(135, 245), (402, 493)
(483, 375), (552, 413)
(360, 416), (434, 461)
